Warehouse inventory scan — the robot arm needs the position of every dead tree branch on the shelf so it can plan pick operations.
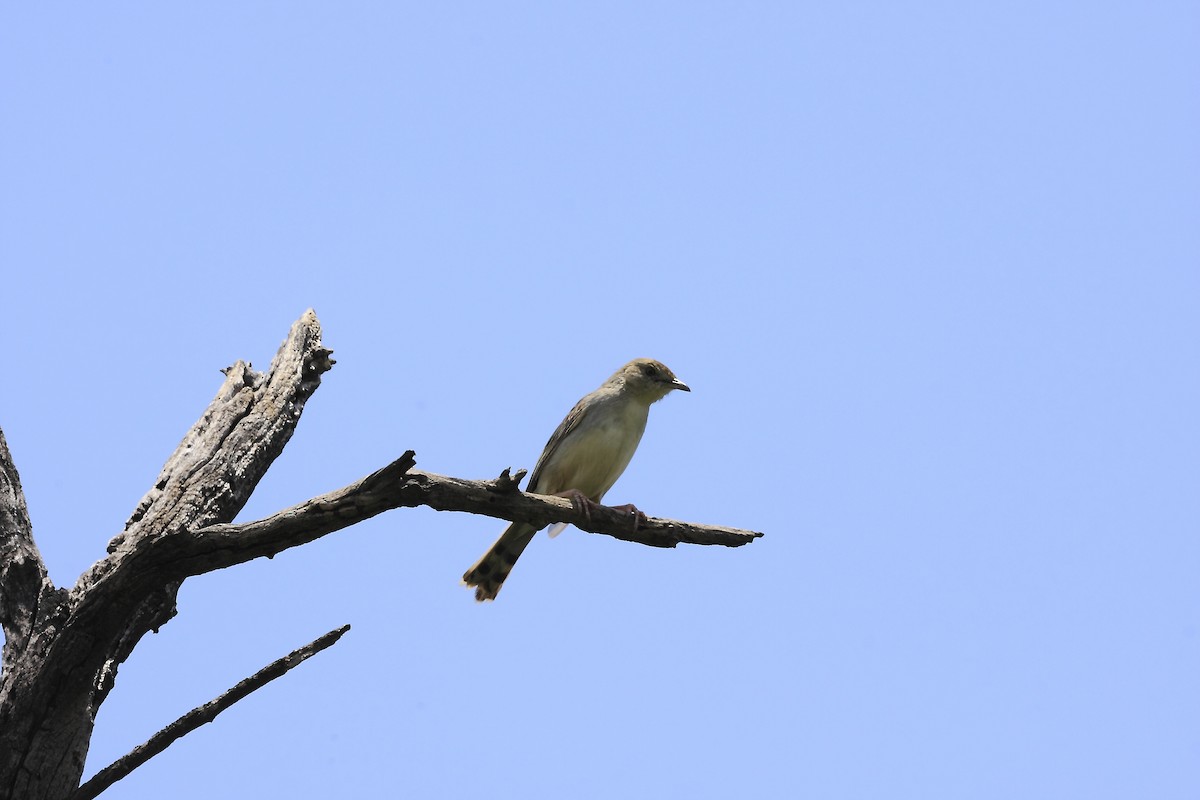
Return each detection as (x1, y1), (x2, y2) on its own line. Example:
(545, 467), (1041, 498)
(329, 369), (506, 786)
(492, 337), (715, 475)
(146, 456), (761, 582)
(72, 625), (350, 800)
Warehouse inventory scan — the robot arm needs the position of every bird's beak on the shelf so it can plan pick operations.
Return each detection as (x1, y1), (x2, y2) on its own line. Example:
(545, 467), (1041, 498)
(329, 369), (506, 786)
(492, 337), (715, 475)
(671, 378), (691, 392)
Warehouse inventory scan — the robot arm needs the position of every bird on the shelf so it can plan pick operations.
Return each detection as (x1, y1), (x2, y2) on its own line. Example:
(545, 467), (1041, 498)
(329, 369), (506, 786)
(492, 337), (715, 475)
(462, 358), (690, 601)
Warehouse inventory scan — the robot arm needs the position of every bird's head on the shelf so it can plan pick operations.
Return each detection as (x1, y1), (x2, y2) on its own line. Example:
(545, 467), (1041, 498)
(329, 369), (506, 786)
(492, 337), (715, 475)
(610, 358), (691, 403)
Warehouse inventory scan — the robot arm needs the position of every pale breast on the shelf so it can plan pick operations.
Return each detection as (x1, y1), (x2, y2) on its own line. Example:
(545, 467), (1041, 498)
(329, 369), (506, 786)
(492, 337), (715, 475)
(535, 398), (650, 500)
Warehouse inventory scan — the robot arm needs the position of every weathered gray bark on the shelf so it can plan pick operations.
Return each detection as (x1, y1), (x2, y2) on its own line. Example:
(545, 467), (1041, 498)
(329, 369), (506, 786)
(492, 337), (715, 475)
(0, 310), (762, 800)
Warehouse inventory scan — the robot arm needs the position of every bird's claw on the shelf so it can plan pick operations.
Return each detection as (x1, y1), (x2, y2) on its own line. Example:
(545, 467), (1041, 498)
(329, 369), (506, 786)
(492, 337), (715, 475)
(553, 492), (647, 532)
(554, 489), (599, 523)
(611, 503), (648, 532)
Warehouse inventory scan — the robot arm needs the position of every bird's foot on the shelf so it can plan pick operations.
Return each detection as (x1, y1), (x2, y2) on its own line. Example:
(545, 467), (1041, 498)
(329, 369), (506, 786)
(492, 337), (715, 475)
(611, 503), (648, 532)
(554, 489), (601, 522)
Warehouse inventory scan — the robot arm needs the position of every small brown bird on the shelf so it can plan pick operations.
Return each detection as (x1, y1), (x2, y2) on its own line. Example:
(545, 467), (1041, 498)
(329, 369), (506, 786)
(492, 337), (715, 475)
(462, 358), (690, 601)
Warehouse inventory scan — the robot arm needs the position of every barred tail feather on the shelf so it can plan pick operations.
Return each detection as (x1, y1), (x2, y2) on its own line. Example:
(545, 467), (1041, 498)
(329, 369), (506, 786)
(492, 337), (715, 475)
(462, 522), (538, 601)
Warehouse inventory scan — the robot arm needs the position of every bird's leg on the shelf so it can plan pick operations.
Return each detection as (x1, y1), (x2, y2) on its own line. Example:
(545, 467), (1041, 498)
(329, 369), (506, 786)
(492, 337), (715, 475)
(553, 489), (600, 523)
(552, 491), (646, 531)
(611, 503), (648, 532)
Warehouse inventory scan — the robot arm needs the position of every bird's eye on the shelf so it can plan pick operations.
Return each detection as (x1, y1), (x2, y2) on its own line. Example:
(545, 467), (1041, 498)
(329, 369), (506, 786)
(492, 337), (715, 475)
(639, 363), (656, 376)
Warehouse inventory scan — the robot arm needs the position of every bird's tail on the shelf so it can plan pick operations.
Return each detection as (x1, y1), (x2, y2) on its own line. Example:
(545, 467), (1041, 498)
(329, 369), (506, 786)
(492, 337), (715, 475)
(462, 522), (539, 601)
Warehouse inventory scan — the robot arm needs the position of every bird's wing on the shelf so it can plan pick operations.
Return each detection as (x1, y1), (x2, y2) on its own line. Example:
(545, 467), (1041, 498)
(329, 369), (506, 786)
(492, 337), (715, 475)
(526, 392), (596, 493)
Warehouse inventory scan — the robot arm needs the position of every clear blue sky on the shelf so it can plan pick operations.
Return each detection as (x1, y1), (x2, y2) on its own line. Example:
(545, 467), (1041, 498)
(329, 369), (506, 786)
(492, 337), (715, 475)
(2, 3), (1197, 798)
